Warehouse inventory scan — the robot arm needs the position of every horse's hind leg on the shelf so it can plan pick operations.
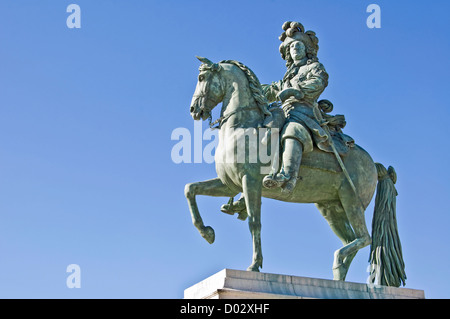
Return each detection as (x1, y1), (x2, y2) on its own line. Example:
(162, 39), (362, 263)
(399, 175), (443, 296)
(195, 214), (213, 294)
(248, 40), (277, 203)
(185, 177), (237, 244)
(332, 185), (371, 281)
(316, 202), (357, 281)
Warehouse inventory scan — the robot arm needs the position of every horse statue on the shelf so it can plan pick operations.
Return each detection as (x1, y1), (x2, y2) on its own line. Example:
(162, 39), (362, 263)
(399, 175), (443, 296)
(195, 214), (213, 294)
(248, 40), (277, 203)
(185, 56), (406, 287)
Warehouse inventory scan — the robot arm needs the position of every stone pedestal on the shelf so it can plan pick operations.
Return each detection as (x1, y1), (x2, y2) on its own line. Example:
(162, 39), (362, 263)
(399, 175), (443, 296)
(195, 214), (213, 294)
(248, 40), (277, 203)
(184, 269), (425, 299)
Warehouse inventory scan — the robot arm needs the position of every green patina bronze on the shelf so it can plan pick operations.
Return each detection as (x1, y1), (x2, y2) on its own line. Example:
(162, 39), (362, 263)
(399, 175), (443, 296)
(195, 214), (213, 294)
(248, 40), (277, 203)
(185, 21), (406, 287)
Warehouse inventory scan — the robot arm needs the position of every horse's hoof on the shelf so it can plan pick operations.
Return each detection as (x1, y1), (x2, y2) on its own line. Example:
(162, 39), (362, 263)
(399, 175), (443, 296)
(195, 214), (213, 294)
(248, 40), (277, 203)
(200, 226), (215, 244)
(247, 265), (260, 272)
(246, 260), (262, 272)
(332, 263), (348, 281)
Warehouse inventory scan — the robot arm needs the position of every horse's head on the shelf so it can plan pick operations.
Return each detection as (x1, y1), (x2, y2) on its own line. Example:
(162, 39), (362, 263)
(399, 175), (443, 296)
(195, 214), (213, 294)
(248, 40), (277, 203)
(190, 56), (224, 121)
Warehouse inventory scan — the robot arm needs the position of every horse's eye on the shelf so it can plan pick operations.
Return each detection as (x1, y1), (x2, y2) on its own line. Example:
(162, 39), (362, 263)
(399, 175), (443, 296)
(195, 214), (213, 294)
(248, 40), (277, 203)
(198, 75), (204, 81)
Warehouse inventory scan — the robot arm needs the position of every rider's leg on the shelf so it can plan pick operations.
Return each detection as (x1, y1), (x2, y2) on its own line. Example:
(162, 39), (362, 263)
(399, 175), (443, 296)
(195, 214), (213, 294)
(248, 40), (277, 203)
(278, 138), (303, 193)
(262, 137), (303, 193)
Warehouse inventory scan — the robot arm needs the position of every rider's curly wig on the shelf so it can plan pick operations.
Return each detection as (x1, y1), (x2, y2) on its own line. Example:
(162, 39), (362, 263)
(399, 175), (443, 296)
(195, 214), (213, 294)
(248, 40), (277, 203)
(278, 21), (319, 64)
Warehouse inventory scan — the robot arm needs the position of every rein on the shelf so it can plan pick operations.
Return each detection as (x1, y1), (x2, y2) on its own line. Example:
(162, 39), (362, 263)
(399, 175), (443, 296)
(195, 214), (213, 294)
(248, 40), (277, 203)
(209, 106), (261, 130)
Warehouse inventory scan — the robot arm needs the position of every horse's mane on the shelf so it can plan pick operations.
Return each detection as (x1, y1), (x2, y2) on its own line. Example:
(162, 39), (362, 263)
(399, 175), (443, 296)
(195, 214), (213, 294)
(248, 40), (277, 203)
(220, 60), (271, 117)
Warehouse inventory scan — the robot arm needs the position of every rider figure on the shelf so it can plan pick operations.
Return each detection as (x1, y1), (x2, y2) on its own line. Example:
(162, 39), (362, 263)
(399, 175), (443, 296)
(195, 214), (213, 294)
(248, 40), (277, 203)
(221, 21), (351, 216)
(262, 21), (329, 193)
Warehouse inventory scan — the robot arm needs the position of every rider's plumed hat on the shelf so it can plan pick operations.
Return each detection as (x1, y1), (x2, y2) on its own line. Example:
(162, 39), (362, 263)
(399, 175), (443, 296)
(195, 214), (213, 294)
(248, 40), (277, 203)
(279, 21), (319, 61)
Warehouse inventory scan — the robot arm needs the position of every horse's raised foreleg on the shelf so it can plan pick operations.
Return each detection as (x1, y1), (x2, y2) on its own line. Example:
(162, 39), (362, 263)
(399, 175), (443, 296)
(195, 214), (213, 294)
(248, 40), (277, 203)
(242, 174), (263, 272)
(185, 177), (237, 244)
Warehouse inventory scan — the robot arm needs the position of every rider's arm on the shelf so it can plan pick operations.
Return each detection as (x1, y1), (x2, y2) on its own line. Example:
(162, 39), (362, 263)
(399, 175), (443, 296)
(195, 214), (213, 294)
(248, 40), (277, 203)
(262, 80), (282, 102)
(299, 62), (329, 99)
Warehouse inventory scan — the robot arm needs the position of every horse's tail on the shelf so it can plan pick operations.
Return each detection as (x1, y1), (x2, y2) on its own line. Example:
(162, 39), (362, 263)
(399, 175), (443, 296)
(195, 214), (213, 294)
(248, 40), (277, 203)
(368, 163), (407, 287)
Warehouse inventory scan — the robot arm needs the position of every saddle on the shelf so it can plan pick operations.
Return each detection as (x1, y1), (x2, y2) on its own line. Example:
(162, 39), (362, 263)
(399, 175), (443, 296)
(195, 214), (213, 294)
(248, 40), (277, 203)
(263, 105), (354, 173)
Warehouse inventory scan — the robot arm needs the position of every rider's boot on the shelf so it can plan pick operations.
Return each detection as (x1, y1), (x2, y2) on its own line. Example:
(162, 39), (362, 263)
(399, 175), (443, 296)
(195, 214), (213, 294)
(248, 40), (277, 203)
(263, 138), (303, 194)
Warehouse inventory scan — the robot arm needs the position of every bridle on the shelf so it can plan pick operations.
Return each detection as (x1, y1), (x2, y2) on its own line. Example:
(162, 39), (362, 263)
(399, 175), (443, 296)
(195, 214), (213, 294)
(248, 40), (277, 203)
(208, 106), (261, 130)
(193, 62), (263, 130)
(192, 67), (224, 129)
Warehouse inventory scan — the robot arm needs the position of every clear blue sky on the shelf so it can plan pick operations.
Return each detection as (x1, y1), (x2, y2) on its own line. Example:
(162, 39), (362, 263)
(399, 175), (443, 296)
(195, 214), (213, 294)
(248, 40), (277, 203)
(0, 0), (449, 298)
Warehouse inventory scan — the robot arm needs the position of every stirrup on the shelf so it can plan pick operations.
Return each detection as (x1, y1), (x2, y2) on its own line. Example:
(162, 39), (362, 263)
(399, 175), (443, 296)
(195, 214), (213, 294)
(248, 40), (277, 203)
(262, 175), (280, 189)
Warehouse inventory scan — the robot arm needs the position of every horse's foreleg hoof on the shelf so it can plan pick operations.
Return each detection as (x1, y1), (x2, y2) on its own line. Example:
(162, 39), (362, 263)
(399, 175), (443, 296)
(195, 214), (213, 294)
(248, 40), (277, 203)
(246, 259), (262, 272)
(200, 226), (215, 244)
(247, 264), (260, 272)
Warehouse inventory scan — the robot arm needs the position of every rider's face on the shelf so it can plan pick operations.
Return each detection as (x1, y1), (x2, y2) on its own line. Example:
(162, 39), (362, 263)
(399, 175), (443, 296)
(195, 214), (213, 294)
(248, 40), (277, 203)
(289, 41), (306, 61)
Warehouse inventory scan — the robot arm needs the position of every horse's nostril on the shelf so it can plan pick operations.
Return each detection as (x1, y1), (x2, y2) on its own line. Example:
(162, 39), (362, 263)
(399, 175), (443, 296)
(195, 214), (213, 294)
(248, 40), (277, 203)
(190, 106), (194, 113)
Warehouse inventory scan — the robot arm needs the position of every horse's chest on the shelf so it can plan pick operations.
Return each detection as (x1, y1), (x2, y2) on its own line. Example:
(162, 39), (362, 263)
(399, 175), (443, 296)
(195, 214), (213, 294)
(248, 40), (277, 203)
(214, 136), (242, 188)
(214, 129), (259, 190)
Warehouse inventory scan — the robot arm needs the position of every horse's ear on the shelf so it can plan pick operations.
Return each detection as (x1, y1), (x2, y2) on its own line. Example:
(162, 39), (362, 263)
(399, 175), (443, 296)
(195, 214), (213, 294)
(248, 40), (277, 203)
(196, 56), (214, 66)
